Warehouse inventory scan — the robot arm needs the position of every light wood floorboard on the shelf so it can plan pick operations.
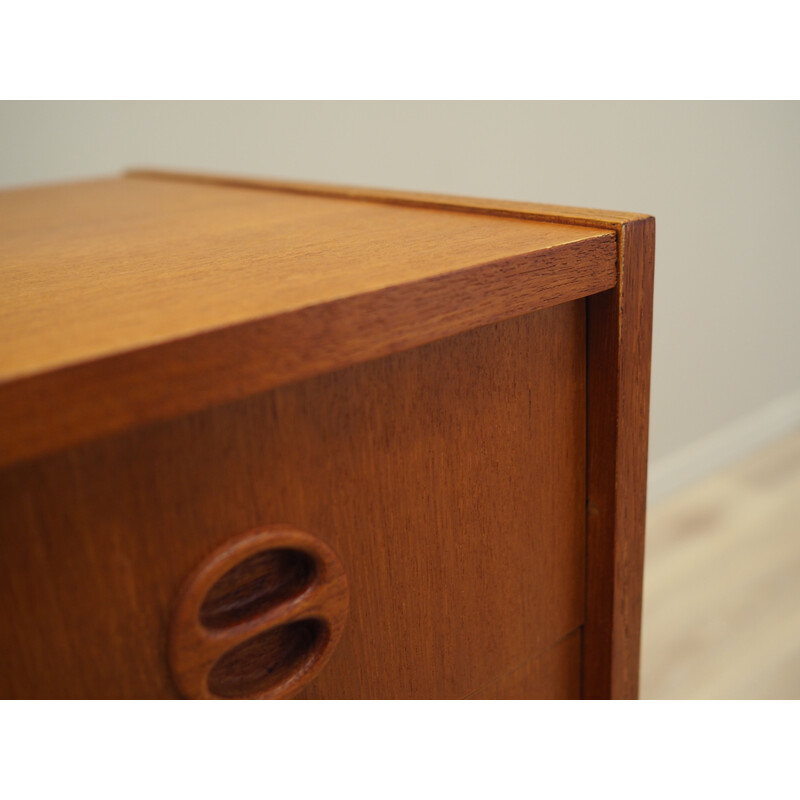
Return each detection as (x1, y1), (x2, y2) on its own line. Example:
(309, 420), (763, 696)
(641, 429), (800, 699)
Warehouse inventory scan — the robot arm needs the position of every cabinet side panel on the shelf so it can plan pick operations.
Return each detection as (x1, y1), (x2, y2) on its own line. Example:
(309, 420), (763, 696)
(585, 217), (655, 699)
(0, 303), (586, 699)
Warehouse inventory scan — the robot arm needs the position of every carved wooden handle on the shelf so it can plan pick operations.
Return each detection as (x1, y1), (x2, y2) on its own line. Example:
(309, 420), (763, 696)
(169, 525), (349, 699)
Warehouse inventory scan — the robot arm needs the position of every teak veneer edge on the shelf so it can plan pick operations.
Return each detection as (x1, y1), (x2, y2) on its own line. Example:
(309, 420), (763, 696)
(585, 217), (655, 699)
(127, 168), (651, 229)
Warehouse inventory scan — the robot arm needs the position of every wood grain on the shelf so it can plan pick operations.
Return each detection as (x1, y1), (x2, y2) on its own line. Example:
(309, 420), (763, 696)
(123, 175), (655, 699)
(467, 629), (582, 699)
(0, 176), (615, 468)
(584, 217), (656, 699)
(0, 170), (655, 699)
(0, 304), (587, 699)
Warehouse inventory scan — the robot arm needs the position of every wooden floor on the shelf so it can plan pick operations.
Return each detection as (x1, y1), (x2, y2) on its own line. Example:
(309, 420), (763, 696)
(640, 429), (800, 699)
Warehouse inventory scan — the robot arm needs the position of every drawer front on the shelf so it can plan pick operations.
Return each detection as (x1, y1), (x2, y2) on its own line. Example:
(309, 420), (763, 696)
(468, 629), (582, 700)
(0, 301), (586, 699)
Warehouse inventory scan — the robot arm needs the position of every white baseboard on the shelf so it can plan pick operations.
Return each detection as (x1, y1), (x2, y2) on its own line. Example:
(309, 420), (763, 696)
(647, 388), (800, 504)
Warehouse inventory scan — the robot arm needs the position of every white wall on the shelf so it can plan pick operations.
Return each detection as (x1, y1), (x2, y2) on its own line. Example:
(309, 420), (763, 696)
(2, 102), (799, 501)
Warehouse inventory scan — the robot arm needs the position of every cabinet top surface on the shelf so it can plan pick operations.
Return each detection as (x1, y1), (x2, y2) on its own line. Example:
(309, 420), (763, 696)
(0, 170), (646, 468)
(1, 173), (616, 384)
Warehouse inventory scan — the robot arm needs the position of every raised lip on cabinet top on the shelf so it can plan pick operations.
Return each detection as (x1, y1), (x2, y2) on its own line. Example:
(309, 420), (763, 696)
(0, 169), (647, 468)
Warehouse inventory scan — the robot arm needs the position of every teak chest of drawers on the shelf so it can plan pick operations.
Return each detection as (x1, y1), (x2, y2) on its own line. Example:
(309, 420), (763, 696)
(0, 170), (654, 699)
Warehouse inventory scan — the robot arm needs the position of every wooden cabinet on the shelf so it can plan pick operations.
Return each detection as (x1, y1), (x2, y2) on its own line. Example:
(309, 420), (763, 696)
(0, 170), (654, 699)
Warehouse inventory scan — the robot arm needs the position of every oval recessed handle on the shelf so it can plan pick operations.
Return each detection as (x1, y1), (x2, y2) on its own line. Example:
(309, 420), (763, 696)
(169, 525), (349, 699)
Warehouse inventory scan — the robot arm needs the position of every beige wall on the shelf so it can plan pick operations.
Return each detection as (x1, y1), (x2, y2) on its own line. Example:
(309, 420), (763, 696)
(2, 102), (799, 499)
